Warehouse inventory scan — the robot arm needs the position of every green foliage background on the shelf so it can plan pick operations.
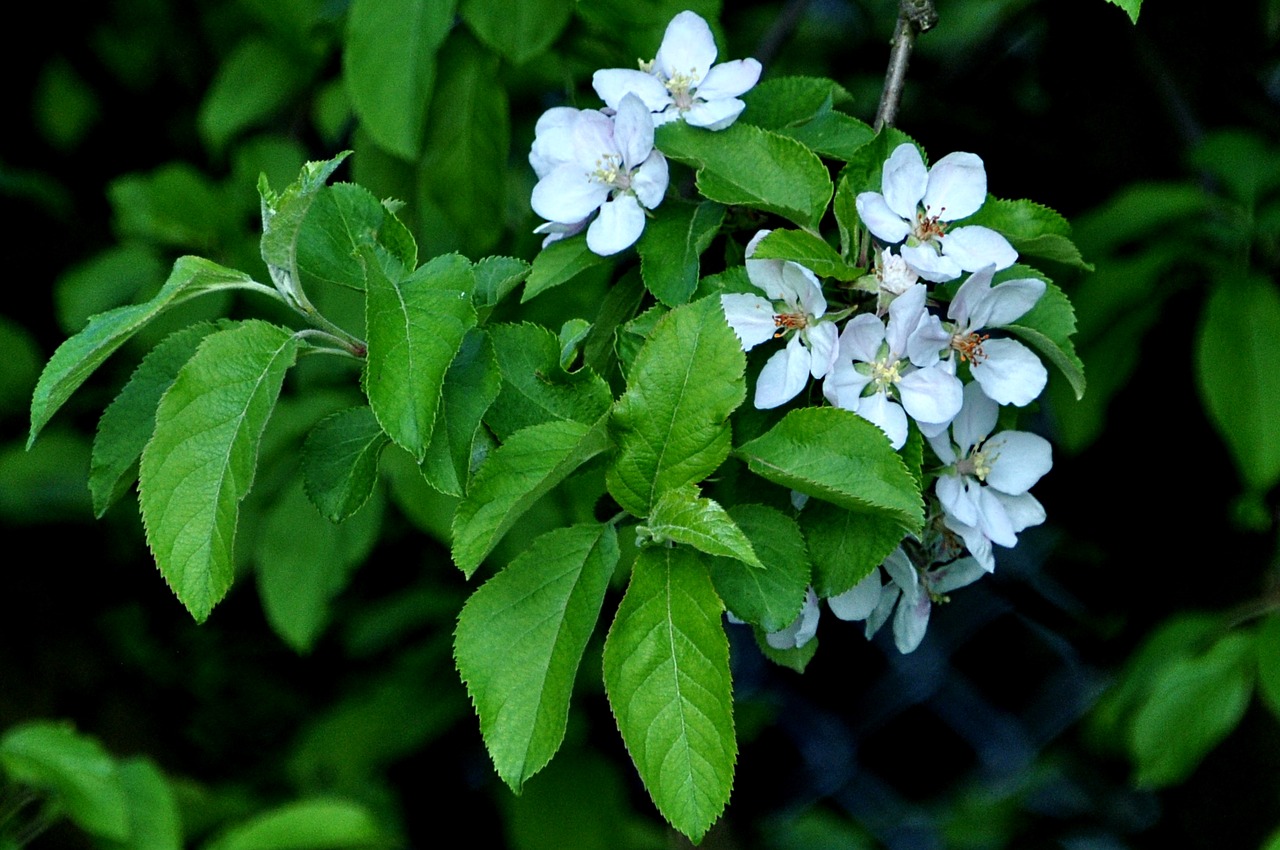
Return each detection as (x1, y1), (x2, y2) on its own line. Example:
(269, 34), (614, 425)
(3, 0), (1280, 846)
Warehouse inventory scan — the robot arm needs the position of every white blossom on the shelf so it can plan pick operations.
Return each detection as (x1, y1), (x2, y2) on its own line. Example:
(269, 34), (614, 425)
(593, 10), (761, 131)
(765, 587), (820, 650)
(721, 230), (838, 409)
(856, 143), (1017, 283)
(530, 94), (669, 256)
(944, 265), (1048, 406)
(929, 382), (1052, 570)
(823, 283), (963, 449)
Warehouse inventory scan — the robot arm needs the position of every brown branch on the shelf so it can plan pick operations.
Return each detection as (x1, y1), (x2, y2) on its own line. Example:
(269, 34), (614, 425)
(873, 0), (939, 132)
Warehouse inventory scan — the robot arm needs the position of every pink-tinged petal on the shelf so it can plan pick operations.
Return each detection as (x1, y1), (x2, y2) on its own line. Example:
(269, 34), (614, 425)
(924, 151), (986, 220)
(865, 584), (900, 639)
(972, 338), (1048, 406)
(947, 265), (997, 327)
(530, 107), (583, 178)
(972, 278), (1045, 328)
(720, 293), (778, 350)
(533, 218), (588, 247)
(839, 313), (887, 363)
(901, 242), (962, 282)
(614, 94), (655, 170)
(828, 570), (882, 621)
(885, 283), (927, 354)
(655, 10), (717, 82)
(684, 97), (747, 131)
(984, 431), (1052, 494)
(936, 473), (978, 528)
(857, 391), (908, 449)
(592, 68), (671, 112)
(754, 337), (811, 409)
(823, 357), (872, 408)
(805, 321), (839, 379)
(941, 226), (1017, 273)
(882, 144), (928, 220)
(531, 164), (608, 223)
(893, 591), (931, 653)
(587, 194), (645, 255)
(951, 381), (998, 452)
(698, 58), (762, 99)
(943, 514), (995, 572)
(899, 366), (963, 426)
(631, 150), (669, 209)
(975, 487), (1018, 548)
(856, 192), (911, 243)
(931, 557), (987, 593)
(990, 490), (1046, 534)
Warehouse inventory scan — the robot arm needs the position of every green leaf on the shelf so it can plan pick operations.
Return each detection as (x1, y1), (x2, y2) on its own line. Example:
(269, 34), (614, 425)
(256, 481), (383, 652)
(113, 758), (182, 850)
(1104, 0), (1142, 23)
(735, 407), (923, 532)
(199, 39), (305, 153)
(800, 499), (904, 598)
(750, 229), (863, 281)
(708, 504), (810, 632)
(834, 128), (917, 200)
(420, 328), (502, 496)
(776, 111), (875, 162)
(54, 246), (166, 335)
(259, 153), (352, 291)
(0, 721), (128, 840)
(739, 76), (854, 130)
(1195, 272), (1280, 493)
(140, 321), (300, 622)
(755, 628), (818, 673)
(203, 798), (387, 850)
(90, 322), (228, 518)
(474, 255), (532, 310)
(583, 269), (646, 384)
(344, 0), (454, 159)
(603, 546), (735, 843)
(607, 296), (746, 517)
(109, 166), (224, 251)
(964, 197), (1093, 271)
(459, 0), (575, 64)
(296, 183), (417, 292)
(640, 485), (763, 568)
(1001, 271), (1086, 401)
(29, 256), (255, 448)
(303, 406), (390, 522)
(364, 251), (477, 460)
(1072, 182), (1212, 254)
(451, 417), (611, 577)
(456, 523), (619, 791)
(656, 121), (832, 231)
(1130, 632), (1254, 787)
(1257, 615), (1280, 721)
(524, 236), (608, 302)
(638, 201), (726, 307)
(416, 32), (509, 257)
(485, 323), (613, 441)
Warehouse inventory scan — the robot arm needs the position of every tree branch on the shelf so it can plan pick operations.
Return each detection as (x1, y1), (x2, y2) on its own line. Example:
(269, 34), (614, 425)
(873, 0), (938, 132)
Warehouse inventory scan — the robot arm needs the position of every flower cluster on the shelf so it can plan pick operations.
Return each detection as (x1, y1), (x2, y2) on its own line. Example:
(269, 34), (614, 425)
(529, 10), (760, 256)
(730, 143), (1055, 654)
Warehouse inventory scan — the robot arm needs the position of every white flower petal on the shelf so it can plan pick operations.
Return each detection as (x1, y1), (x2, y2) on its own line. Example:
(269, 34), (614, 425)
(972, 338), (1048, 407)
(944, 514), (995, 572)
(840, 313), (888, 363)
(924, 151), (986, 220)
(948, 265), (997, 327)
(531, 163), (609, 223)
(898, 366), (963, 426)
(951, 381), (999, 453)
(828, 570), (883, 621)
(901, 242), (963, 283)
(931, 557), (987, 593)
(587, 194), (645, 255)
(937, 473), (978, 528)
(754, 337), (811, 409)
(654, 10), (717, 82)
(823, 357), (872, 408)
(720, 293), (778, 350)
(972, 278), (1045, 328)
(697, 58), (762, 100)
(907, 311), (950, 367)
(805, 321), (839, 379)
(592, 68), (671, 112)
(881, 144), (928, 220)
(614, 93), (655, 171)
(530, 107), (583, 178)
(893, 591), (931, 653)
(856, 192), (912, 243)
(990, 490), (1046, 534)
(865, 584), (900, 639)
(782, 262), (826, 317)
(882, 548), (920, 602)
(941, 225), (1017, 273)
(858, 391), (908, 450)
(885, 283), (927, 354)
(984, 430), (1053, 494)
(684, 97), (746, 131)
(975, 487), (1018, 548)
(631, 150), (669, 209)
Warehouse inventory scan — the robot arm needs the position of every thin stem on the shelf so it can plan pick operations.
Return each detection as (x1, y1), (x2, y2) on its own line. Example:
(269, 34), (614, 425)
(293, 328), (366, 359)
(873, 0), (938, 132)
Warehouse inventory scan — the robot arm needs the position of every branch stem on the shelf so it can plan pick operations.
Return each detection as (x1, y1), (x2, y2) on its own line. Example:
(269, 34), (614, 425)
(873, 0), (938, 132)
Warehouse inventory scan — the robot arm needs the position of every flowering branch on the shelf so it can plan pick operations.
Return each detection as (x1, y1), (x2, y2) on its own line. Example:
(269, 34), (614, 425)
(873, 0), (938, 131)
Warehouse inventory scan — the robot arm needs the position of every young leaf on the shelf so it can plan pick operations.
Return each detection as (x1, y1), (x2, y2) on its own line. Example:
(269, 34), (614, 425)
(90, 321), (228, 517)
(607, 296), (746, 517)
(1001, 270), (1086, 401)
(524, 235), (607, 303)
(735, 407), (923, 532)
(603, 546), (735, 844)
(452, 416), (611, 577)
(638, 200), (726, 307)
(459, 0), (575, 64)
(474, 255), (532, 311)
(750, 229), (864, 281)
(0, 721), (128, 840)
(708, 504), (810, 632)
(296, 183), (418, 292)
(303, 406), (390, 522)
(639, 485), (763, 568)
(29, 256), (255, 448)
(140, 321), (300, 622)
(202, 798), (387, 850)
(656, 121), (833, 231)
(344, 0), (453, 160)
(485, 323), (613, 441)
(364, 251), (477, 460)
(420, 328), (502, 496)
(455, 523), (619, 792)
(259, 153), (352, 290)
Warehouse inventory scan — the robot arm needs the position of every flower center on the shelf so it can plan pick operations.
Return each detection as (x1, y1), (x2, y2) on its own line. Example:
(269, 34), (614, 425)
(869, 356), (902, 391)
(955, 446), (994, 481)
(951, 330), (989, 363)
(912, 206), (948, 243)
(591, 153), (631, 192)
(664, 70), (700, 111)
(772, 310), (809, 338)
